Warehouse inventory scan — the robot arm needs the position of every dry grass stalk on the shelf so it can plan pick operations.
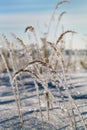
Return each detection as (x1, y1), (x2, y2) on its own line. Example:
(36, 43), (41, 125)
(13, 68), (54, 101)
(59, 56), (87, 130)
(47, 41), (65, 69)
(0, 51), (24, 127)
(47, 38), (86, 129)
(40, 37), (49, 63)
(56, 30), (76, 45)
(55, 0), (69, 9)
(0, 36), (25, 126)
(25, 26), (40, 60)
(12, 33), (28, 50)
(47, 0), (69, 38)
(25, 26), (34, 32)
(58, 11), (67, 22)
(44, 90), (50, 120)
(54, 11), (67, 42)
(34, 80), (44, 128)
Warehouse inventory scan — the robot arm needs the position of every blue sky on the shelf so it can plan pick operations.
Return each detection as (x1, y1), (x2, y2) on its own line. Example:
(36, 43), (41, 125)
(0, 0), (87, 49)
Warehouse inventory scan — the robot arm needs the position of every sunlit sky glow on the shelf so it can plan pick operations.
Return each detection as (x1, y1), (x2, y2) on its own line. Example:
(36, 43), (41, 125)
(0, 0), (87, 49)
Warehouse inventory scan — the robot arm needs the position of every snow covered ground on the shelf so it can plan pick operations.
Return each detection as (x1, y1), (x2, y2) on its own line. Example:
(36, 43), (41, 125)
(0, 70), (87, 130)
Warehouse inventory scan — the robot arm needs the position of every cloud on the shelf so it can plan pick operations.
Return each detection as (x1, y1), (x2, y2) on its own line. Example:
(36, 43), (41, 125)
(0, 13), (51, 31)
(0, 12), (87, 28)
(0, 12), (87, 49)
